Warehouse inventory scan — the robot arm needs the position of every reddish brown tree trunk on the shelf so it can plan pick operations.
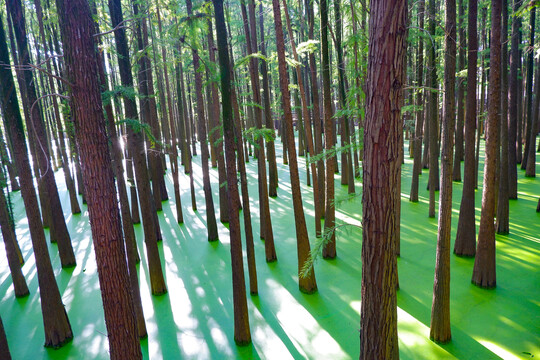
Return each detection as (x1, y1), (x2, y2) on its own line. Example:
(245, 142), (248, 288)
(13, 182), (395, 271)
(455, 0), (478, 257)
(360, 0), (406, 357)
(472, 0), (502, 289)
(272, 0), (317, 293)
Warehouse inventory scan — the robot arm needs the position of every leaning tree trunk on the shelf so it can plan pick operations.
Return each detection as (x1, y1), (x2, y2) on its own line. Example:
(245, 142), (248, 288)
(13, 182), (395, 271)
(360, 0), (406, 357)
(272, 0), (317, 294)
(430, 0), (456, 344)
(0, 16), (73, 348)
(472, 0), (502, 289)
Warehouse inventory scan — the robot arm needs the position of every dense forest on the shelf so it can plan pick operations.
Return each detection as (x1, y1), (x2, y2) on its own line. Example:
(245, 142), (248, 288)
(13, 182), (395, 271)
(0, 0), (538, 358)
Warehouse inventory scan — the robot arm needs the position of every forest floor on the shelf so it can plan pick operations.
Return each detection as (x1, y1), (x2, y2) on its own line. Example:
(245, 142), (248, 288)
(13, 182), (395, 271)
(0, 136), (539, 360)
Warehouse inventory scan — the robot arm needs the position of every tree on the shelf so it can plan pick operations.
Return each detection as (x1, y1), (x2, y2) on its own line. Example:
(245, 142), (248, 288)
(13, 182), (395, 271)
(108, 0), (167, 295)
(453, 0), (466, 182)
(430, 0), (456, 344)
(521, 7), (536, 169)
(213, 0), (252, 344)
(360, 0), (407, 357)
(524, 60), (539, 177)
(272, 0), (317, 294)
(496, 0), (510, 234)
(455, 0), (478, 257)
(508, 0), (522, 199)
(186, 0), (219, 242)
(472, 0), (502, 289)
(55, 0), (142, 357)
(320, 0), (336, 259)
(0, 15), (72, 348)
(410, 0), (425, 203)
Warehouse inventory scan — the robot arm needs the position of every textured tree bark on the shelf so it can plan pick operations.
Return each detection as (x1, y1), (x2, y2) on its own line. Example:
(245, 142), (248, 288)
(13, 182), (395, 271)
(430, 0), (456, 344)
(472, 0), (502, 289)
(55, 0), (142, 357)
(507, 0), (521, 199)
(360, 0), (406, 357)
(186, 0), (219, 242)
(272, 0), (317, 294)
(497, 0), (510, 234)
(455, 0), (478, 257)
(213, 0), (252, 345)
(0, 16), (73, 348)
(321, 0), (336, 259)
(410, 0), (425, 202)
(108, 0), (167, 295)
(7, 0), (76, 268)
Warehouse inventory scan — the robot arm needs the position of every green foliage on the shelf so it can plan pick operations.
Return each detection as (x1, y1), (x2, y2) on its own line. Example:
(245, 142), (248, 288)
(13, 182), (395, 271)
(243, 127), (276, 150)
(102, 85), (138, 107)
(296, 40), (319, 56)
(234, 52), (269, 70)
(116, 118), (159, 148)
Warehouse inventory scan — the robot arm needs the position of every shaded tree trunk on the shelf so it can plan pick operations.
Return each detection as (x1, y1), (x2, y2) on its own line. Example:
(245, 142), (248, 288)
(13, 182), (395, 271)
(521, 7), (535, 169)
(0, 316), (11, 360)
(453, 0), (466, 182)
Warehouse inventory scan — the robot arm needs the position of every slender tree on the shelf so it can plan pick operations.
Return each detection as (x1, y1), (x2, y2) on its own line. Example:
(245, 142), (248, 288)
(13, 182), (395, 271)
(213, 0), (252, 344)
(521, 7), (535, 169)
(410, 0), (425, 202)
(430, 0), (456, 344)
(360, 0), (406, 358)
(272, 0), (317, 293)
(453, 0), (466, 182)
(455, 0), (478, 256)
(472, 0), (502, 289)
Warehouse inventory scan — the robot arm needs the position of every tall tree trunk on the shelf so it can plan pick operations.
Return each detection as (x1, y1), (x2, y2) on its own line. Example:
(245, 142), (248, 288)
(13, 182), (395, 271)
(0, 16), (73, 348)
(240, 0), (276, 259)
(206, 18), (229, 223)
(258, 2), (279, 197)
(360, 0), (406, 357)
(508, 0), (521, 199)
(55, 0), (143, 356)
(430, 0), (456, 344)
(108, 0), (167, 295)
(281, 0), (322, 240)
(427, 0), (440, 218)
(453, 0), (466, 181)
(272, 0), (317, 294)
(0, 316), (11, 360)
(472, 0), (502, 289)
(524, 60), (539, 177)
(455, 0), (478, 256)
(496, 0), (510, 233)
(186, 0), (219, 242)
(521, 7), (535, 169)
(320, 0), (336, 258)
(410, 0), (425, 202)
(213, 0), (252, 344)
